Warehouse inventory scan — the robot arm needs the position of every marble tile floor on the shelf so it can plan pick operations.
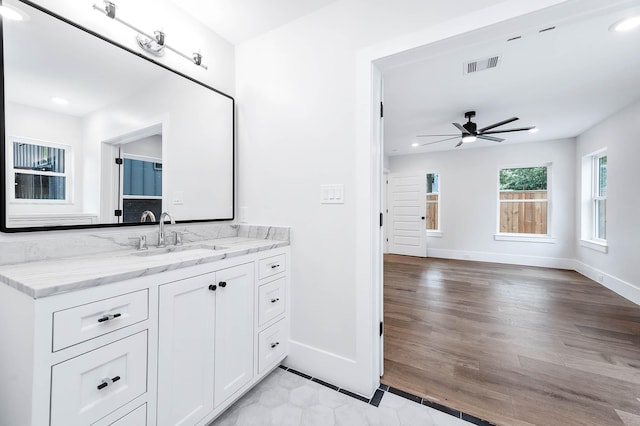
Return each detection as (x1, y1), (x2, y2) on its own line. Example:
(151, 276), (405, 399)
(210, 367), (475, 426)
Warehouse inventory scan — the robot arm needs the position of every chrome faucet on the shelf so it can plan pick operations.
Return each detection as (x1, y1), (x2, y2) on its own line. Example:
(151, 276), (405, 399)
(157, 211), (175, 247)
(140, 210), (156, 222)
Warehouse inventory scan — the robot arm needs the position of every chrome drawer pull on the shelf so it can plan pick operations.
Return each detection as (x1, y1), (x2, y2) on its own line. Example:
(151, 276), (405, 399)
(270, 298), (280, 304)
(97, 375), (121, 390)
(270, 342), (280, 349)
(97, 313), (121, 323)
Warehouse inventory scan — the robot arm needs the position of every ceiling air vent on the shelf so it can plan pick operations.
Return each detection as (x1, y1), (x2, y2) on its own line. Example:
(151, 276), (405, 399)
(464, 55), (500, 75)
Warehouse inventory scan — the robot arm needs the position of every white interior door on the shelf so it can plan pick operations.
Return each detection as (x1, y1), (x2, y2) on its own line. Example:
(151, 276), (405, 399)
(387, 173), (427, 257)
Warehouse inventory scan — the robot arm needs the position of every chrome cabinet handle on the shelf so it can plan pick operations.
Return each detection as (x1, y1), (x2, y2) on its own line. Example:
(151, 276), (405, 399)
(97, 375), (121, 390)
(97, 313), (121, 323)
(270, 342), (280, 349)
(270, 298), (280, 304)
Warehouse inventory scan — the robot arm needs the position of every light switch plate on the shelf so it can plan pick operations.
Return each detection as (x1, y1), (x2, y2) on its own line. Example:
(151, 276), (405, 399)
(320, 184), (344, 204)
(172, 191), (184, 205)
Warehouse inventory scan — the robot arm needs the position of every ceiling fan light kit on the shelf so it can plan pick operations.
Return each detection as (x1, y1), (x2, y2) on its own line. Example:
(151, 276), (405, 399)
(417, 110), (536, 148)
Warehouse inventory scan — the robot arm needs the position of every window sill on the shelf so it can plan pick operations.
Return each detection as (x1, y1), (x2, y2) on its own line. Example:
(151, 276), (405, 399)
(494, 234), (555, 243)
(427, 231), (442, 238)
(580, 239), (608, 253)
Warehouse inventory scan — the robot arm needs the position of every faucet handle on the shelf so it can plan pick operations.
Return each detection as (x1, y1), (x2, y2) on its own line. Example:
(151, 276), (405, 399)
(173, 231), (190, 246)
(128, 235), (148, 250)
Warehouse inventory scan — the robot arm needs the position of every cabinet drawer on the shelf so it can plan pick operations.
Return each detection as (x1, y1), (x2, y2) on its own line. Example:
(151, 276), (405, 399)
(258, 319), (288, 374)
(258, 278), (286, 327)
(106, 404), (146, 426)
(258, 254), (286, 280)
(51, 331), (148, 426)
(53, 290), (148, 351)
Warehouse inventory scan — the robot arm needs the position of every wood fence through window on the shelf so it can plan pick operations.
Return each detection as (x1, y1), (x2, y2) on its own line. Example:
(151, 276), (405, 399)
(499, 190), (547, 234)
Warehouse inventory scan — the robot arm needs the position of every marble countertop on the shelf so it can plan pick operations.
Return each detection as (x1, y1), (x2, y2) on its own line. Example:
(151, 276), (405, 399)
(0, 237), (289, 299)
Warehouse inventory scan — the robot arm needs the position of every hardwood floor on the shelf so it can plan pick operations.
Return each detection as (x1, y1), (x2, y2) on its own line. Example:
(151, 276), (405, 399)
(381, 255), (640, 426)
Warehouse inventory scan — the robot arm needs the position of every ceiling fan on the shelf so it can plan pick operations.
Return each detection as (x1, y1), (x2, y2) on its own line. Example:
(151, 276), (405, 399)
(417, 111), (535, 147)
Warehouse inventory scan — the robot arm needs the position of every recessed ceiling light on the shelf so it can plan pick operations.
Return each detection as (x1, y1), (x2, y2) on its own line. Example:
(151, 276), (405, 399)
(529, 127), (540, 133)
(0, 5), (25, 21)
(610, 15), (640, 32)
(51, 97), (69, 105)
(411, 143), (419, 148)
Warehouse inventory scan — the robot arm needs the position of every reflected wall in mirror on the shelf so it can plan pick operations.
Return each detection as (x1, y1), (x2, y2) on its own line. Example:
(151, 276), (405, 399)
(1, 0), (234, 232)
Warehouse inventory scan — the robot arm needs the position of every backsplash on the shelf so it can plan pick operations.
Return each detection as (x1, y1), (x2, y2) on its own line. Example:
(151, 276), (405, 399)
(0, 224), (290, 266)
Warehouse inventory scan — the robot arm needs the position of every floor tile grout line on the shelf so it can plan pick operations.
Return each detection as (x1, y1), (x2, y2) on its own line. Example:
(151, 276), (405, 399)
(280, 365), (495, 424)
(381, 383), (497, 426)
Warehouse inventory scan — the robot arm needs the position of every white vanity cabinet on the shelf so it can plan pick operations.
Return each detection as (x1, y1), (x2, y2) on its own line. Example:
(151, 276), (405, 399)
(0, 245), (290, 426)
(157, 262), (255, 426)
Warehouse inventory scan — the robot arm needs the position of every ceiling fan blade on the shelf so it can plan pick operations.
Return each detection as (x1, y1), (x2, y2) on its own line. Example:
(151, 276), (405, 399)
(421, 136), (460, 146)
(455, 140), (464, 148)
(452, 122), (467, 134)
(416, 134), (459, 137)
(477, 134), (504, 143)
(481, 126), (535, 135)
(478, 117), (518, 133)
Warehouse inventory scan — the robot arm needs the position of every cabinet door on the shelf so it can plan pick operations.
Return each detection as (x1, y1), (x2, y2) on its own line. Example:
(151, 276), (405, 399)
(157, 273), (216, 426)
(214, 263), (255, 407)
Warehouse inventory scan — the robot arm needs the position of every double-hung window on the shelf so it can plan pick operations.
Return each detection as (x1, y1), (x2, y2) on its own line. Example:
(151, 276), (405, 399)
(425, 173), (440, 232)
(592, 152), (607, 241)
(9, 137), (71, 202)
(498, 165), (549, 236)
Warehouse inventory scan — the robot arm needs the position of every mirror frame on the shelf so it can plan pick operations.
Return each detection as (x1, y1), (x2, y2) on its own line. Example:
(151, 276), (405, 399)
(0, 0), (235, 233)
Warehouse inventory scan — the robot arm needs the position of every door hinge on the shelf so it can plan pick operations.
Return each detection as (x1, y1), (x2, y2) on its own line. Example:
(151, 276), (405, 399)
(380, 321), (384, 337)
(115, 157), (123, 165)
(379, 212), (383, 227)
(114, 209), (122, 217)
(380, 102), (384, 118)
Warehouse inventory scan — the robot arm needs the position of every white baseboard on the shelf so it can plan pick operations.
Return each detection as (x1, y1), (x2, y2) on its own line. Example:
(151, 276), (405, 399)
(574, 261), (640, 305)
(283, 339), (371, 398)
(427, 248), (575, 270)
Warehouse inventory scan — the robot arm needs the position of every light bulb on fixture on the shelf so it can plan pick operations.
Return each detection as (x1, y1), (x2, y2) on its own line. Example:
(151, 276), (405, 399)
(462, 134), (477, 143)
(411, 143), (419, 148)
(609, 15), (640, 32)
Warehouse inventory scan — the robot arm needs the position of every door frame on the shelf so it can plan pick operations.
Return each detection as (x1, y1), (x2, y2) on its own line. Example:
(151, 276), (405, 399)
(360, 0), (569, 397)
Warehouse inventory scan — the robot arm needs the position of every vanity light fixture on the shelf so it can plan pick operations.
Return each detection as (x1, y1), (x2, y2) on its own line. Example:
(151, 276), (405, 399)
(0, 4), (26, 21)
(92, 1), (207, 69)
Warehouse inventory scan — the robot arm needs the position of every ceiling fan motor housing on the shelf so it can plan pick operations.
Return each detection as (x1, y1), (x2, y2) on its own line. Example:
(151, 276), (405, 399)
(463, 121), (477, 134)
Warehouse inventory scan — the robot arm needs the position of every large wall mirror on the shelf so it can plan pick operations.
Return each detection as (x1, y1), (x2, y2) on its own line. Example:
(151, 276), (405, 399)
(1, 0), (234, 232)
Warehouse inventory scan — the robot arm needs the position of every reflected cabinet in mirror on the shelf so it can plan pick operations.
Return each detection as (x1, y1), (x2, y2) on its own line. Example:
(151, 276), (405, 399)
(1, 0), (234, 232)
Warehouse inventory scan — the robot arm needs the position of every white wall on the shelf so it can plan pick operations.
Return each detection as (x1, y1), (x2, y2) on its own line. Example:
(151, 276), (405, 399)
(575, 100), (640, 303)
(388, 139), (576, 267)
(236, 0), (567, 396)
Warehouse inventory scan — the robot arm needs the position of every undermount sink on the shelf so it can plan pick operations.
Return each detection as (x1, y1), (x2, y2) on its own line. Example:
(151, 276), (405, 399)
(133, 244), (230, 257)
